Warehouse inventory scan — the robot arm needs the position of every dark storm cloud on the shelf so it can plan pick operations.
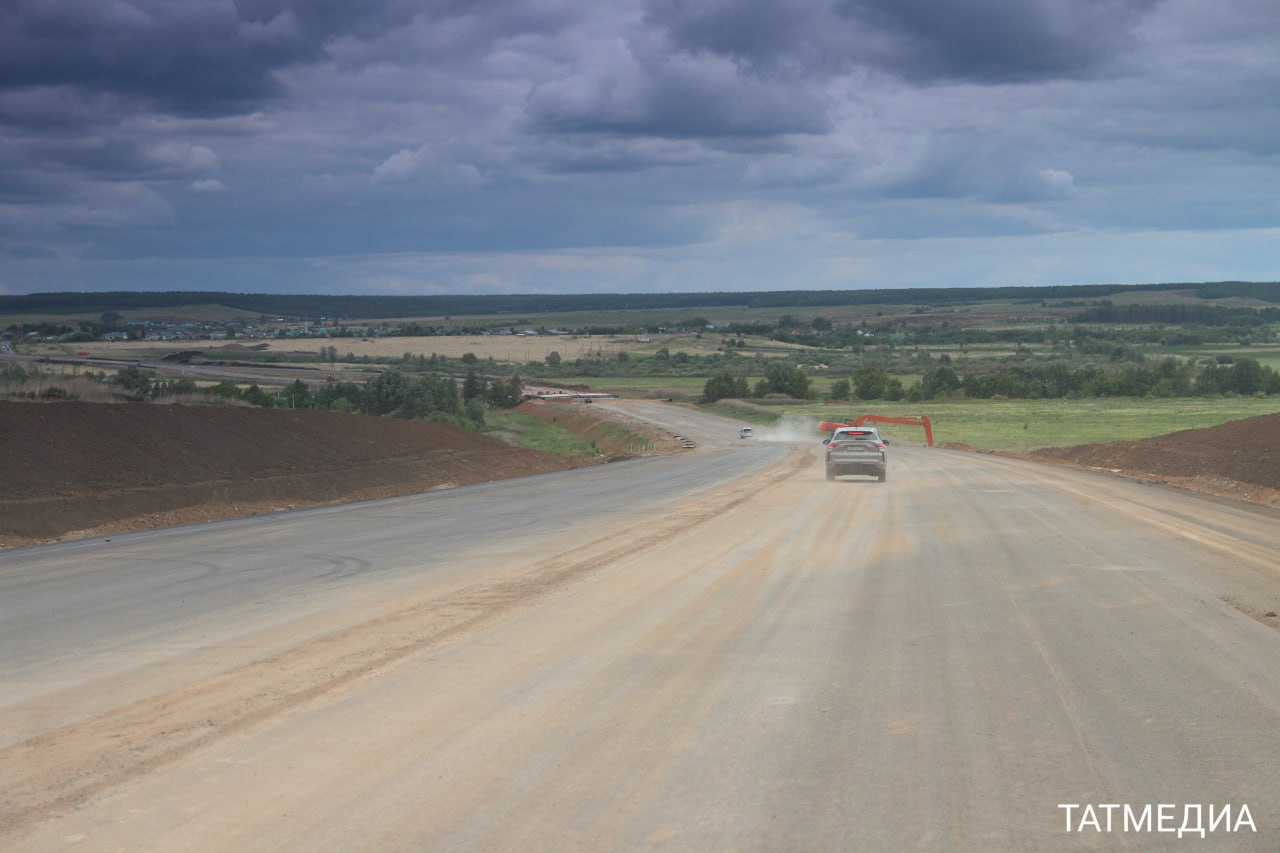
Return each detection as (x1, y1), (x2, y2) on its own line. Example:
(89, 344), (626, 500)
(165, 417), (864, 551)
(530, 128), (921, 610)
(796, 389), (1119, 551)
(521, 3), (836, 140)
(849, 0), (1161, 81)
(648, 0), (1162, 82)
(524, 49), (831, 139)
(0, 0), (417, 118)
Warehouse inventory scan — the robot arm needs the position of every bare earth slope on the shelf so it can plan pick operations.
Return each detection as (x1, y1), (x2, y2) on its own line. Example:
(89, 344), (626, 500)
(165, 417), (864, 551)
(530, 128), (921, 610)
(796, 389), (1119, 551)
(1029, 411), (1280, 507)
(0, 401), (600, 547)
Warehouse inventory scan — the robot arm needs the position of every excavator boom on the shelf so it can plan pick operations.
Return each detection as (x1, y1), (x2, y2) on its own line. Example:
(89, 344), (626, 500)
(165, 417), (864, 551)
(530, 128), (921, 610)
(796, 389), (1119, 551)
(818, 414), (933, 446)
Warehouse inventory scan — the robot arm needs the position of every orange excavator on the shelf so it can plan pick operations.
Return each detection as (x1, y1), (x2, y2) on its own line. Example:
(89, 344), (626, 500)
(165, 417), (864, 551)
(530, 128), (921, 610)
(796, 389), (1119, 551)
(818, 414), (933, 447)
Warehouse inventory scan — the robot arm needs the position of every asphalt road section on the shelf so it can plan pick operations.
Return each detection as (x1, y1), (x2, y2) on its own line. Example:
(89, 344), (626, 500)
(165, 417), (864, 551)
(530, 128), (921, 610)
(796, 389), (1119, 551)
(2, 405), (1278, 850)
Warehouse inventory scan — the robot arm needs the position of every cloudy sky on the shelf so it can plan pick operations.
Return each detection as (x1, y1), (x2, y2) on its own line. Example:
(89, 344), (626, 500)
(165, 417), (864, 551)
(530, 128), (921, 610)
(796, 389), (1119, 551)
(2, 0), (1278, 296)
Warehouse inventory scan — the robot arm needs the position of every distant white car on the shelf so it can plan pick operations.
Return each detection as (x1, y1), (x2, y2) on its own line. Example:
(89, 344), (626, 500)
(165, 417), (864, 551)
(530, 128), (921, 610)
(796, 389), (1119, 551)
(740, 427), (754, 439)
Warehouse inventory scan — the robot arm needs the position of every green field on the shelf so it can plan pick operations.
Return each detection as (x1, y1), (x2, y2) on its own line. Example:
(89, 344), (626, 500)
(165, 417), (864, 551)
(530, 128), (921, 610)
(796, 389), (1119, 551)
(484, 412), (601, 457)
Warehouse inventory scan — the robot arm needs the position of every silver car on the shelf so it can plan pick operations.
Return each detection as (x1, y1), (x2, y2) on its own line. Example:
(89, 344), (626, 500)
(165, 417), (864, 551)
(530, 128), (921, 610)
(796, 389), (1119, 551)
(824, 427), (887, 482)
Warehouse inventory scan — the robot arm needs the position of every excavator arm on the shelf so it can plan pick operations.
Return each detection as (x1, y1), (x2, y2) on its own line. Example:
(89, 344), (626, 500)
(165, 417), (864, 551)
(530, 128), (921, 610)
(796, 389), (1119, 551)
(818, 414), (933, 446)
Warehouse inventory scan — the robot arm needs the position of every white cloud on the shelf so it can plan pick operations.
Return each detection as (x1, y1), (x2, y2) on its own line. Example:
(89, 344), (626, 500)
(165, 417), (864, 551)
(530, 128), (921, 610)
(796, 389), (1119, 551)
(371, 145), (488, 186)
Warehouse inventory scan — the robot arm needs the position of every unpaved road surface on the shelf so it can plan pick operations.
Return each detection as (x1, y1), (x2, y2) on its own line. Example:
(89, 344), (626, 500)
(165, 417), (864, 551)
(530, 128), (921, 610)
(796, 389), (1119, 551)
(2, 404), (1279, 850)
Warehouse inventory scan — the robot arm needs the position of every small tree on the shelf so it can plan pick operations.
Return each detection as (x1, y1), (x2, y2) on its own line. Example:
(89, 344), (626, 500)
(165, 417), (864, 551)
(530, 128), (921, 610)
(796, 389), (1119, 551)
(763, 362), (810, 399)
(242, 383), (274, 408)
(701, 372), (750, 403)
(463, 370), (483, 401)
(112, 365), (154, 399)
(486, 379), (510, 407)
(284, 379), (312, 409)
(854, 366), (888, 400)
(920, 366), (962, 399)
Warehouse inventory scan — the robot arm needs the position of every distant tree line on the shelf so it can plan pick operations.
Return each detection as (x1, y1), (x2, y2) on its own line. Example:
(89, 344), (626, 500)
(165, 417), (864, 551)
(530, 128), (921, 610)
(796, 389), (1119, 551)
(6, 282), (1278, 321)
(742, 310), (1276, 351)
(1072, 303), (1280, 326)
(84, 366), (523, 426)
(271, 368), (523, 425)
(903, 358), (1279, 401)
(701, 362), (812, 402)
(703, 357), (1279, 404)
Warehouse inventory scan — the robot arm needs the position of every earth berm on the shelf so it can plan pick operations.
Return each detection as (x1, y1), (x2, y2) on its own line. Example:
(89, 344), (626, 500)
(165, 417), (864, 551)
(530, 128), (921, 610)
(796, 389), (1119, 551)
(0, 401), (630, 549)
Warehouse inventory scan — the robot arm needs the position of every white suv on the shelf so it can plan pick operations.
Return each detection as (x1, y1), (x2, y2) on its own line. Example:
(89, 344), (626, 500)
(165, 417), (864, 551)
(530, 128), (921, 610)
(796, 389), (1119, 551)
(824, 427), (887, 482)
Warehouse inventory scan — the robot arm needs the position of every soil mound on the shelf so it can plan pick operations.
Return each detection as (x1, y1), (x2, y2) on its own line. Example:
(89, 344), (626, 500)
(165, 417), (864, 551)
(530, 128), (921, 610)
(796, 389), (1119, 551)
(0, 401), (598, 547)
(1031, 412), (1280, 506)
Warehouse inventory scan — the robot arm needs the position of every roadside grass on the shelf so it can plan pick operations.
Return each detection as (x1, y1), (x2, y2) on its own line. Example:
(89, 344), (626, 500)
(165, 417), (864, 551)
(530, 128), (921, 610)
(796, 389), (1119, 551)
(785, 396), (1280, 453)
(584, 420), (654, 455)
(0, 374), (118, 402)
(484, 411), (601, 457)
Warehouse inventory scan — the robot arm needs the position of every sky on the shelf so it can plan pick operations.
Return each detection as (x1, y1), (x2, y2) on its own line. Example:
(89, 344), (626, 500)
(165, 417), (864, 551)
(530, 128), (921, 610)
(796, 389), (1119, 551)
(2, 0), (1279, 297)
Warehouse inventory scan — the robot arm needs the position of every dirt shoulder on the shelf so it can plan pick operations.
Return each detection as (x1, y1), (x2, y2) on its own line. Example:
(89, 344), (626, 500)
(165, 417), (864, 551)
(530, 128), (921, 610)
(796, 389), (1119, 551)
(0, 401), (607, 549)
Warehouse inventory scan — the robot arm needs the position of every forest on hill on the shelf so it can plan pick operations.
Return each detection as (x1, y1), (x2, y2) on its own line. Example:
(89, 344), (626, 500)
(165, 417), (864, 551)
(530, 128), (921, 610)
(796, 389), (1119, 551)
(3, 281), (1279, 321)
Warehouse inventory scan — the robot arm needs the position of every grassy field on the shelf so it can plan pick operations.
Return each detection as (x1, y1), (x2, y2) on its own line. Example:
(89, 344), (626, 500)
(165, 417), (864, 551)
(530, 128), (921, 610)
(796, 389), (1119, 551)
(484, 412), (601, 457)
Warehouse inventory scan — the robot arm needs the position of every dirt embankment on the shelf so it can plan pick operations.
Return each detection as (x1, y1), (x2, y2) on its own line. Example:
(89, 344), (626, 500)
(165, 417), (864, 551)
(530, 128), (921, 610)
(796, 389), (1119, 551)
(1026, 412), (1280, 508)
(0, 402), (604, 548)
